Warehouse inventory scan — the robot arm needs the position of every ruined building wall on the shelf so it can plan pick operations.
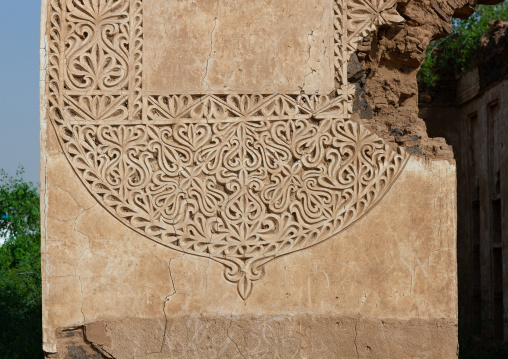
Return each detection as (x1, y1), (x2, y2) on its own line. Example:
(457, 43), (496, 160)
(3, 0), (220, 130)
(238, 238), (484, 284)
(458, 73), (508, 343)
(39, 0), (480, 358)
(421, 20), (508, 344)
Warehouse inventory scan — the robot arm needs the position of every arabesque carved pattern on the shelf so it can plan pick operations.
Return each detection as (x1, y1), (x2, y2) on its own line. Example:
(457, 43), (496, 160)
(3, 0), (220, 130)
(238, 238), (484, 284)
(46, 0), (409, 299)
(146, 90), (355, 122)
(64, 0), (130, 92)
(57, 119), (409, 299)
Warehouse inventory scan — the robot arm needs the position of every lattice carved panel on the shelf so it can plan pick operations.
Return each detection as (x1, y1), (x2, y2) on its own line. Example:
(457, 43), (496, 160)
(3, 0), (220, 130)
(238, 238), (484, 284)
(45, 0), (409, 299)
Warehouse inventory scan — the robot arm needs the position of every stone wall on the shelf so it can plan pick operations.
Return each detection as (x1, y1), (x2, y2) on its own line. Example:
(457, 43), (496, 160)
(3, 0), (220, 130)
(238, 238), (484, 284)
(39, 0), (479, 357)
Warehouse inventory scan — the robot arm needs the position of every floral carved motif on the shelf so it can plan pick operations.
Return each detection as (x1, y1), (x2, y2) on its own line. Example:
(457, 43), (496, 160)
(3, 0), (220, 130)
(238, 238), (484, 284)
(46, 0), (409, 299)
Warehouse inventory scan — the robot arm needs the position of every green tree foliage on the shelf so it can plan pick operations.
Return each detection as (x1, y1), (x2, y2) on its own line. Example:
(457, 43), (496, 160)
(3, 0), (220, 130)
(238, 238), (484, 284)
(419, 3), (508, 87)
(0, 167), (42, 358)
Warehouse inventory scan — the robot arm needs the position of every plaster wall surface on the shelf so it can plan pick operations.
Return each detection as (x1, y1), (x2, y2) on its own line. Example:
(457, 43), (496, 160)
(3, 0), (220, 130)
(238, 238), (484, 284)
(42, 145), (458, 357)
(144, 0), (335, 94)
(41, 0), (459, 357)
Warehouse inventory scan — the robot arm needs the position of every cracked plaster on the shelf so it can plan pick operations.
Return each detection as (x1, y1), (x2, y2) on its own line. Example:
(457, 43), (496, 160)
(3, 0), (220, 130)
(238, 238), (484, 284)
(144, 0), (334, 94)
(41, 0), (459, 357)
(42, 122), (458, 357)
(42, 149), (458, 357)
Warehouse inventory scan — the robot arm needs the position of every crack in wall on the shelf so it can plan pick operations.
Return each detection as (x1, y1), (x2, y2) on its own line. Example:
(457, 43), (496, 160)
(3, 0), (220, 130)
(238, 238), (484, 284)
(156, 255), (184, 355)
(56, 185), (94, 212)
(428, 166), (445, 252)
(77, 275), (85, 324)
(301, 68), (317, 93)
(227, 316), (247, 359)
(88, 337), (115, 359)
(202, 17), (218, 89)
(354, 319), (360, 358)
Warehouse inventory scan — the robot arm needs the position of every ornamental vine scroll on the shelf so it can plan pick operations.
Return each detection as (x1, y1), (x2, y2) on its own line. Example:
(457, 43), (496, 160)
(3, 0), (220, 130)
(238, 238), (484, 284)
(45, 0), (409, 299)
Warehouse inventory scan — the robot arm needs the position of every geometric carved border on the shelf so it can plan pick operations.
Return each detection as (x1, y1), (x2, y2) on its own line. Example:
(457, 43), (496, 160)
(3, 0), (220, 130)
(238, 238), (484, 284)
(46, 0), (409, 299)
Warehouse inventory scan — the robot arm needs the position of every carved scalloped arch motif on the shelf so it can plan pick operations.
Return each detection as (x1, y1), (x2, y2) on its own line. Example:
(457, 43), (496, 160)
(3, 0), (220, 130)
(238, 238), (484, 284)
(46, 0), (409, 299)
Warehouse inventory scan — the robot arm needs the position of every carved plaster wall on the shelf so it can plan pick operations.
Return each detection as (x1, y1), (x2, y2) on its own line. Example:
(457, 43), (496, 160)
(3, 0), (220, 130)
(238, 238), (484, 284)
(45, 0), (408, 299)
(41, 0), (458, 357)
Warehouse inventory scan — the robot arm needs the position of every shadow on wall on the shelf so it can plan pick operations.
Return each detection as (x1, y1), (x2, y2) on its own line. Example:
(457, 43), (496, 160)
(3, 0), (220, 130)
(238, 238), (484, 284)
(419, 19), (508, 358)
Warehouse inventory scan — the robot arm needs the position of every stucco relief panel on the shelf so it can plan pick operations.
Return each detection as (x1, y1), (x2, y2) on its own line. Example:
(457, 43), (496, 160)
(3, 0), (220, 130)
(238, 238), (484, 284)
(46, 0), (409, 299)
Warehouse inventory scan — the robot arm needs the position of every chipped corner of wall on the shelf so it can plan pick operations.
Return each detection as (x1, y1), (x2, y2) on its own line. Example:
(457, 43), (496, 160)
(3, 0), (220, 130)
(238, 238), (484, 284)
(346, 0), (475, 164)
(45, 326), (112, 359)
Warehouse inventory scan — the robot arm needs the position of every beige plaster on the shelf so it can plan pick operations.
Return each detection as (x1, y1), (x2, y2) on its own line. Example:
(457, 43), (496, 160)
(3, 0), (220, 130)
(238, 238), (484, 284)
(144, 0), (335, 94)
(41, 0), (458, 357)
(42, 152), (458, 357)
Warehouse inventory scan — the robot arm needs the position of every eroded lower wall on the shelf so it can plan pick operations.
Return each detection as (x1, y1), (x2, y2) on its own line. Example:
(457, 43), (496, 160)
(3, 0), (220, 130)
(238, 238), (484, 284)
(50, 317), (458, 358)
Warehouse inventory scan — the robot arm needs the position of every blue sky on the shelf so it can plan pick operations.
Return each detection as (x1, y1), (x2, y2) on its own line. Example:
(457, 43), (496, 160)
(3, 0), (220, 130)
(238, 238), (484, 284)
(0, 1), (41, 185)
